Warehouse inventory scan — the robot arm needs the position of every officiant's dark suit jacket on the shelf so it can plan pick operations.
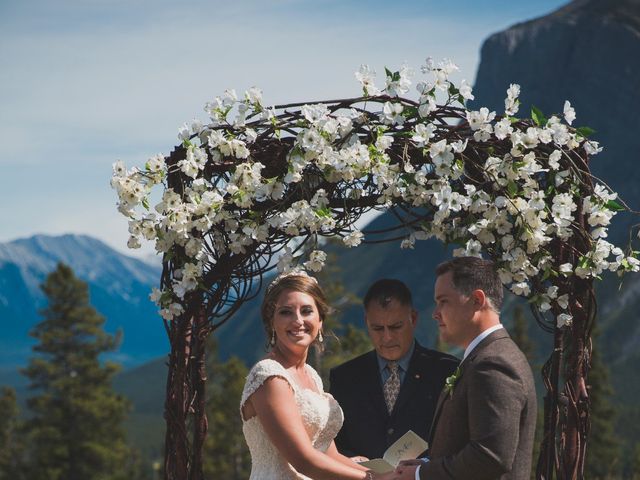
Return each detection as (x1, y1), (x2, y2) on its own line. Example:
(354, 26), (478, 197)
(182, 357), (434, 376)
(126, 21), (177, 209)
(329, 342), (459, 459)
(421, 329), (536, 480)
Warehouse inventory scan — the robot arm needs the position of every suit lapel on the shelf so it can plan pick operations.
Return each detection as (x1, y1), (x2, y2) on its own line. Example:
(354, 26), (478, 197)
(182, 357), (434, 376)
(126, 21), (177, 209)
(427, 328), (509, 446)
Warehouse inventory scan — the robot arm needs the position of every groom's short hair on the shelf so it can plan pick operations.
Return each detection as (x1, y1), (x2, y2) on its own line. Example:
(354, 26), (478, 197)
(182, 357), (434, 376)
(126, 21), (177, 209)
(363, 278), (413, 310)
(435, 257), (503, 311)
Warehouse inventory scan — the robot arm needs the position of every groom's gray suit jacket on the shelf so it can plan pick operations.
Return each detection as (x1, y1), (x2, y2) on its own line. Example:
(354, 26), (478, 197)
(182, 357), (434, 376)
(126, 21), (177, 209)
(421, 329), (537, 480)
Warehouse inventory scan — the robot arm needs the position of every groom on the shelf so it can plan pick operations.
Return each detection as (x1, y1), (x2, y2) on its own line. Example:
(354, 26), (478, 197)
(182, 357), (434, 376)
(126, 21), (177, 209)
(393, 257), (537, 480)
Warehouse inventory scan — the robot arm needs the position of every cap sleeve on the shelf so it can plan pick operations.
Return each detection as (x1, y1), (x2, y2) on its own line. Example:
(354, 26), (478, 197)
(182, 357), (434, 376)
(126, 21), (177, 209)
(240, 359), (297, 412)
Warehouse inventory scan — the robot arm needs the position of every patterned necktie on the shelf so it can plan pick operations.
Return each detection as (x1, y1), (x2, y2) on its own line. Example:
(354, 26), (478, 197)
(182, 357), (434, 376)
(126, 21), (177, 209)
(383, 361), (401, 414)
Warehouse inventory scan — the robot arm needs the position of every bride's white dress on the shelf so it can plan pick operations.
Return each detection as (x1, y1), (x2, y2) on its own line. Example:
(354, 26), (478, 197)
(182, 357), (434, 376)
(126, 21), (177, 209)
(240, 359), (344, 479)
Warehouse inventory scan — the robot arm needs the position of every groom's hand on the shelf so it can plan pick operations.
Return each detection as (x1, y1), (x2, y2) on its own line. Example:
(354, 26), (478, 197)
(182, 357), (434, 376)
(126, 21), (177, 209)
(391, 464), (418, 479)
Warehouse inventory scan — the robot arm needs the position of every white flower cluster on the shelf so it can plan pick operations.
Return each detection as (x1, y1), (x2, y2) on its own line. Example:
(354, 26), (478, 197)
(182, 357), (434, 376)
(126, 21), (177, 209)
(112, 58), (638, 328)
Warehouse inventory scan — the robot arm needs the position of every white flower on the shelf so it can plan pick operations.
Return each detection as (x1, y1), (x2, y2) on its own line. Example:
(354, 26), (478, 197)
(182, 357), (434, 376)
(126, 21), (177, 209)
(557, 313), (573, 328)
(304, 250), (327, 272)
(301, 104), (329, 124)
(385, 65), (413, 97)
(178, 122), (191, 141)
(418, 95), (437, 118)
(113, 160), (127, 177)
(584, 141), (603, 155)
(160, 302), (184, 321)
(149, 287), (163, 304)
(548, 150), (562, 170)
(380, 102), (404, 125)
(343, 230), (364, 247)
(459, 79), (474, 101)
(222, 89), (237, 107)
(557, 294), (569, 310)
(412, 123), (436, 147)
(245, 87), (263, 105)
(559, 263), (573, 275)
(277, 247), (295, 273)
(494, 118), (512, 140)
(563, 101), (576, 125)
(127, 235), (141, 249)
(505, 83), (520, 116)
(355, 64), (381, 96)
(511, 281), (531, 296)
(466, 108), (495, 130)
(375, 135), (394, 152)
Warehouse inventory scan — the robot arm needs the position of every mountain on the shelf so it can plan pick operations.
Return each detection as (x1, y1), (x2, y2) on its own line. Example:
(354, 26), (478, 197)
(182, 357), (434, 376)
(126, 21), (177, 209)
(0, 234), (167, 385)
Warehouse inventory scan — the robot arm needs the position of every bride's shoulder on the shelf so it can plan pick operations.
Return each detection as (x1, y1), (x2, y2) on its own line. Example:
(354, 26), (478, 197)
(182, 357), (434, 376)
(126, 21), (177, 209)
(249, 358), (286, 375)
(246, 358), (291, 385)
(242, 358), (295, 401)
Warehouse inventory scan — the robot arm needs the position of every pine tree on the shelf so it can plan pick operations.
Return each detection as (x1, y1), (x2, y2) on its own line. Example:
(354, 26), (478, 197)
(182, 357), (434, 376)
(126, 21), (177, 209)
(0, 386), (25, 479)
(584, 329), (621, 479)
(22, 263), (133, 480)
(202, 337), (251, 479)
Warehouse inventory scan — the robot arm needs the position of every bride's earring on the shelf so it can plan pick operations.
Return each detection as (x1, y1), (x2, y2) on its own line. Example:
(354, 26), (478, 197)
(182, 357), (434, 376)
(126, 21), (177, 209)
(270, 329), (276, 347)
(318, 330), (324, 344)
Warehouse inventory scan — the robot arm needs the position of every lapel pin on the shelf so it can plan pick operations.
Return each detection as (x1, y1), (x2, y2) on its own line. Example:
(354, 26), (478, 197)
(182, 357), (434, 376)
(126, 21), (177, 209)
(415, 374), (420, 379)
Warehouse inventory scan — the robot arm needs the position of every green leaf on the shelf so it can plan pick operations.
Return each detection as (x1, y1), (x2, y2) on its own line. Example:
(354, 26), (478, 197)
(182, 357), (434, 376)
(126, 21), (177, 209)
(575, 126), (596, 138)
(507, 180), (519, 196)
(605, 199), (625, 212)
(531, 106), (547, 127)
(142, 197), (150, 210)
(403, 106), (418, 118)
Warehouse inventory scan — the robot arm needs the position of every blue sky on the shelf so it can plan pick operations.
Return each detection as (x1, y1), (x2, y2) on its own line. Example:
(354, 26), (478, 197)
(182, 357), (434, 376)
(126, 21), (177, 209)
(0, 0), (568, 259)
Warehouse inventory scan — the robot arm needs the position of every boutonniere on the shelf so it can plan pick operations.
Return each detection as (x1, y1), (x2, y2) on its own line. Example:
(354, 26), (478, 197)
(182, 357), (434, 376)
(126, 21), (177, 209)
(444, 367), (462, 397)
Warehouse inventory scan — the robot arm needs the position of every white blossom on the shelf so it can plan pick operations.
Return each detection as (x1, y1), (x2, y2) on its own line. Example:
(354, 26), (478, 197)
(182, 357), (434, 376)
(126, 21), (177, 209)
(304, 250), (327, 272)
(557, 313), (573, 328)
(563, 101), (576, 125)
(343, 230), (364, 247)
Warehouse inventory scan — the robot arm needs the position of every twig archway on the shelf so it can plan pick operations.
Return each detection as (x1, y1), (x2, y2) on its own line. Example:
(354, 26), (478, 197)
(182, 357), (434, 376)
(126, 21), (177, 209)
(112, 59), (639, 480)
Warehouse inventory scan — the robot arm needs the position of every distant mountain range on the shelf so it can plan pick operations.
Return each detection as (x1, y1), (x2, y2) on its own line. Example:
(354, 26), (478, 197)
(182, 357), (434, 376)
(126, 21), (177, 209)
(0, 234), (167, 386)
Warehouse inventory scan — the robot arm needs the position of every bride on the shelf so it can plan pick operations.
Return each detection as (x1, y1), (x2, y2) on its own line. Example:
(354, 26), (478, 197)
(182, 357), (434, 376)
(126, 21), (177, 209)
(241, 270), (392, 480)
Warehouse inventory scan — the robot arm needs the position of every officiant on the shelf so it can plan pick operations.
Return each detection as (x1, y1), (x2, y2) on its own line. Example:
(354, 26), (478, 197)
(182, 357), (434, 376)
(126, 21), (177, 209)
(329, 279), (459, 459)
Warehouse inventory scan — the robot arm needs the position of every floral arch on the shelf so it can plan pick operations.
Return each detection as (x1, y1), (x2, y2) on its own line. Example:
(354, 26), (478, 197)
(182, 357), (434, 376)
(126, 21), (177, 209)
(112, 58), (638, 480)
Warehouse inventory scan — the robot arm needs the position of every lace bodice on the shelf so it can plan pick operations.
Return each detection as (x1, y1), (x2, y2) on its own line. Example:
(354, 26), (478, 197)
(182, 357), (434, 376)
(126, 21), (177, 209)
(240, 359), (344, 480)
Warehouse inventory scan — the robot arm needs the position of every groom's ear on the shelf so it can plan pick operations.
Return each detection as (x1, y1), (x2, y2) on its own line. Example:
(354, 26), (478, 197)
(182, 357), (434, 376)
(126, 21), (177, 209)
(471, 289), (487, 310)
